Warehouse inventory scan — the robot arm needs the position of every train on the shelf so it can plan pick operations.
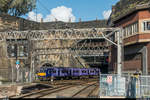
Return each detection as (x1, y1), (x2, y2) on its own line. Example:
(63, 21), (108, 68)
(37, 67), (100, 81)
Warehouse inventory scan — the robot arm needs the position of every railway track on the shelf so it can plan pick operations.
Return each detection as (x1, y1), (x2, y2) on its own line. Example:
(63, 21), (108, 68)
(36, 78), (99, 85)
(71, 82), (99, 98)
(11, 79), (99, 98)
(11, 84), (73, 98)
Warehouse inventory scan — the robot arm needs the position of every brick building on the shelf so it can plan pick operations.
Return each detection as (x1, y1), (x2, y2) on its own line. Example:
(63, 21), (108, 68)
(108, 3), (150, 75)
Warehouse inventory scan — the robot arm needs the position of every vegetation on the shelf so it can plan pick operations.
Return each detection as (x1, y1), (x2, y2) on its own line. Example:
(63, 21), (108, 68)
(111, 0), (150, 21)
(0, 0), (36, 16)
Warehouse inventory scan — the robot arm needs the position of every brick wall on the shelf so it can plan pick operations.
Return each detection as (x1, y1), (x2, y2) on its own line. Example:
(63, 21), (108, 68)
(109, 46), (117, 73)
(139, 10), (150, 19)
(114, 11), (139, 27)
(124, 59), (142, 71)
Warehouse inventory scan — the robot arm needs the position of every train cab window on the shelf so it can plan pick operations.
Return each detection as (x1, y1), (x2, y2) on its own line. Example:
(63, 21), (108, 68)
(40, 69), (44, 72)
(48, 70), (52, 74)
(143, 21), (150, 31)
(40, 70), (43, 73)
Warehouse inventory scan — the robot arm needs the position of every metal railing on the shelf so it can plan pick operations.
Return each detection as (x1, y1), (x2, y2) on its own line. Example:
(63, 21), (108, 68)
(99, 74), (128, 98)
(139, 76), (150, 98)
(99, 74), (150, 98)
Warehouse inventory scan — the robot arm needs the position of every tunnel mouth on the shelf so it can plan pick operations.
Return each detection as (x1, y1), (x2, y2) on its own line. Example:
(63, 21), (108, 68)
(41, 63), (53, 68)
(36, 63), (53, 73)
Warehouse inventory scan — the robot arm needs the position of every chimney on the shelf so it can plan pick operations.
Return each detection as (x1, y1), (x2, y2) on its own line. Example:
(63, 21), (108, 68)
(112, 5), (116, 13)
(55, 18), (57, 22)
(79, 18), (81, 22)
(69, 18), (71, 22)
(96, 17), (98, 21)
(41, 18), (43, 23)
(27, 17), (30, 20)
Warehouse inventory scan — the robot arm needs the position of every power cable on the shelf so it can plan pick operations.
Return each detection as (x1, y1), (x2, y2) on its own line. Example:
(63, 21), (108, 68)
(38, 0), (50, 14)
(38, 0), (57, 21)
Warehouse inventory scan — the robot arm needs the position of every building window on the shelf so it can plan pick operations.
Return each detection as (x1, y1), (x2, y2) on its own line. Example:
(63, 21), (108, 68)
(143, 21), (150, 31)
(122, 22), (138, 38)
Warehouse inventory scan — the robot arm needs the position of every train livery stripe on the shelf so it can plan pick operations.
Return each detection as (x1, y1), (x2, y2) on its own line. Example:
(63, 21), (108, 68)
(37, 73), (46, 76)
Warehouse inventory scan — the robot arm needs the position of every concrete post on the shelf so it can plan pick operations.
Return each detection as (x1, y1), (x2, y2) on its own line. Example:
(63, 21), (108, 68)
(117, 29), (123, 76)
(142, 46), (148, 75)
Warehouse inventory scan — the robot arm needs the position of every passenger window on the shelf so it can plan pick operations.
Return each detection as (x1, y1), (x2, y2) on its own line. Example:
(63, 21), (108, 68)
(53, 70), (56, 73)
(62, 70), (67, 73)
(143, 21), (150, 31)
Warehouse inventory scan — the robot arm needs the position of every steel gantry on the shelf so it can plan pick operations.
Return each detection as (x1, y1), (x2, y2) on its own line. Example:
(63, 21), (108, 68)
(2, 28), (120, 57)
(1, 27), (123, 82)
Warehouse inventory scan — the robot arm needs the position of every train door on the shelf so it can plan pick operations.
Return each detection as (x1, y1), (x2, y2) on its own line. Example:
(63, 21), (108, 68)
(58, 70), (60, 77)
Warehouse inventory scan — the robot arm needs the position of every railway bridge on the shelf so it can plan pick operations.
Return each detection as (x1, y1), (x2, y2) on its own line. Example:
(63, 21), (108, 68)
(0, 27), (122, 82)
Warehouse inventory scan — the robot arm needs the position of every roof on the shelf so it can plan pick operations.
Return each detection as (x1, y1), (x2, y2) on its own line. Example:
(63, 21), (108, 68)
(113, 3), (150, 23)
(108, 1), (150, 26)
(0, 14), (109, 32)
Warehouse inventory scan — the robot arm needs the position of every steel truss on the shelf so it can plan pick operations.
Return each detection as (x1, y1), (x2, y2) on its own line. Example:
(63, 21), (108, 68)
(34, 48), (108, 56)
(3, 28), (120, 57)
(0, 28), (118, 40)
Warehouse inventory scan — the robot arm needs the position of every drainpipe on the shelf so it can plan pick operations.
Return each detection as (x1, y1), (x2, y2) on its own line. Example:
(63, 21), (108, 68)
(141, 46), (148, 75)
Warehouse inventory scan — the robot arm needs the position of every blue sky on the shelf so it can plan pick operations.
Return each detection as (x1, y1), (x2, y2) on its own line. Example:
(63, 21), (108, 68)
(23, 0), (119, 22)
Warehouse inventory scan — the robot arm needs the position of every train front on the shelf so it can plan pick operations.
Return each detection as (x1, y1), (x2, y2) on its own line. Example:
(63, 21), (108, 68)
(37, 68), (47, 81)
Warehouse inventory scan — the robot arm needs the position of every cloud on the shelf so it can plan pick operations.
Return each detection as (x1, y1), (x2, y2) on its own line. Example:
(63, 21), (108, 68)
(28, 6), (76, 22)
(102, 10), (112, 19)
(28, 11), (43, 22)
(44, 6), (76, 22)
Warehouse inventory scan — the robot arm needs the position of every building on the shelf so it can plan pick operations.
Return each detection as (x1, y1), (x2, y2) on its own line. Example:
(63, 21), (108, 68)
(108, 2), (150, 75)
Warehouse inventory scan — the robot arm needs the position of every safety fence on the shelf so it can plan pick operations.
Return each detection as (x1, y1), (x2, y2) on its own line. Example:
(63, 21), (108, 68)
(99, 74), (150, 98)
(138, 76), (150, 98)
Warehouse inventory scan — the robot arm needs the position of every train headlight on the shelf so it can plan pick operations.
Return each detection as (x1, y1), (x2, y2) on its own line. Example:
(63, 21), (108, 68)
(37, 73), (46, 76)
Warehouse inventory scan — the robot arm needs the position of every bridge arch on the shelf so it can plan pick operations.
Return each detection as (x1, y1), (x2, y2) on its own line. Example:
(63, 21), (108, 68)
(35, 61), (55, 71)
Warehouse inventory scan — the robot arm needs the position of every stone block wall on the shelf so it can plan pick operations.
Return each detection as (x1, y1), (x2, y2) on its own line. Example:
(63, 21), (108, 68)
(0, 14), (107, 81)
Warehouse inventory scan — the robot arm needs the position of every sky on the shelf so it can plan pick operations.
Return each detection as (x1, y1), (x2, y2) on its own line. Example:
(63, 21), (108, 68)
(22, 0), (119, 22)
